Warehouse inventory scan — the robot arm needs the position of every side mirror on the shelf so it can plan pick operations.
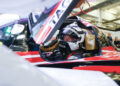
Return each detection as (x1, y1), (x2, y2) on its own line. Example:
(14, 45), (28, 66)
(11, 24), (25, 35)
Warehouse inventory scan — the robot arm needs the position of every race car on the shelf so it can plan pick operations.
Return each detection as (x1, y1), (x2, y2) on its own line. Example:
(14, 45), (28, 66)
(0, 0), (120, 84)
(14, 0), (120, 75)
(16, 16), (120, 73)
(0, 45), (119, 86)
(0, 0), (120, 75)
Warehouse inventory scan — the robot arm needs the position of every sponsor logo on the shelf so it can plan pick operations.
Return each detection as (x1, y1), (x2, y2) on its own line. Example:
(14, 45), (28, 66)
(49, 0), (72, 28)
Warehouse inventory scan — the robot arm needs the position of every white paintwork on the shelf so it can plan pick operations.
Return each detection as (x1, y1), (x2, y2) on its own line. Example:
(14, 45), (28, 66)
(0, 45), (60, 86)
(0, 14), (19, 26)
(39, 67), (119, 86)
(0, 45), (118, 86)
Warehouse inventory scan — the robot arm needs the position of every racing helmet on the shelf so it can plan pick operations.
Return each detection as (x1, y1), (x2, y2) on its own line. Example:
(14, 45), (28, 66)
(59, 22), (85, 51)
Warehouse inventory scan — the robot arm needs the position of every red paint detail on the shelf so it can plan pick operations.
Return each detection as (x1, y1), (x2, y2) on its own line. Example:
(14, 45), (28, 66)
(84, 55), (120, 61)
(67, 53), (73, 59)
(67, 52), (79, 59)
(16, 51), (39, 56)
(73, 66), (120, 74)
(49, 0), (62, 17)
(39, 26), (52, 43)
(26, 57), (45, 63)
(102, 46), (115, 51)
(35, 0), (62, 44)
(35, 26), (44, 42)
(15, 46), (120, 65)
(84, 56), (108, 61)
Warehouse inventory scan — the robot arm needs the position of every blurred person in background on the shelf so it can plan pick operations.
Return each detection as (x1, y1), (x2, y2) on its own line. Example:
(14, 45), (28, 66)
(114, 36), (120, 48)
(107, 33), (113, 42)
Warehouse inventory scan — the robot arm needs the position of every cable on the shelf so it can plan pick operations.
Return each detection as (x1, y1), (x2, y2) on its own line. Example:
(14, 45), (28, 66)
(71, 0), (91, 16)
(81, 0), (91, 14)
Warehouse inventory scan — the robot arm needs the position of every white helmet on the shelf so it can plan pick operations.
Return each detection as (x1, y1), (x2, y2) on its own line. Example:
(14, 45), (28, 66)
(61, 22), (85, 51)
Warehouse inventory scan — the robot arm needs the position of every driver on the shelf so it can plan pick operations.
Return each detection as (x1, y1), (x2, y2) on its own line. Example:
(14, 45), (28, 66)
(40, 22), (85, 61)
(40, 16), (86, 61)
(57, 22), (85, 59)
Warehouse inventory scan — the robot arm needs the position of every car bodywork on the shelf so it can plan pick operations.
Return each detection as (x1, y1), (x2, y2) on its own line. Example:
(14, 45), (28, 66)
(15, 0), (120, 74)
(0, 45), (118, 86)
(0, 0), (120, 85)
(16, 20), (120, 73)
(0, 0), (119, 73)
